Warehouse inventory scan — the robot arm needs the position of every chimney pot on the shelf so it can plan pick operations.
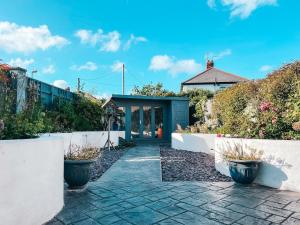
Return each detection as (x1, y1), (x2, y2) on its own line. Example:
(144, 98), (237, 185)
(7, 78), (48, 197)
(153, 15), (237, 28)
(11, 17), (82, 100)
(206, 60), (214, 69)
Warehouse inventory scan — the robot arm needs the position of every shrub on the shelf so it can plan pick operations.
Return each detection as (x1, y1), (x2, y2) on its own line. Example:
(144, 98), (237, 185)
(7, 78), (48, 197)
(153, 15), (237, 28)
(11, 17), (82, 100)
(179, 89), (213, 124)
(212, 61), (300, 140)
(212, 81), (258, 137)
(0, 68), (46, 139)
(45, 93), (106, 133)
(0, 67), (106, 139)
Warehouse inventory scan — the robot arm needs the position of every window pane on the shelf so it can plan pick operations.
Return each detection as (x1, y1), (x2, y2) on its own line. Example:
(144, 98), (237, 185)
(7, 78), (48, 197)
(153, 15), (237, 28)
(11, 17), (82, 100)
(131, 106), (140, 138)
(155, 107), (163, 139)
(112, 107), (125, 131)
(143, 106), (152, 138)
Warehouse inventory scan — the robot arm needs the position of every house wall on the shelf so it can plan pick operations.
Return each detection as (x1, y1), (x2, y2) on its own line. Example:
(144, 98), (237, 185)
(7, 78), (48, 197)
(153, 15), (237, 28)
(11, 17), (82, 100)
(182, 83), (234, 92)
(0, 136), (64, 225)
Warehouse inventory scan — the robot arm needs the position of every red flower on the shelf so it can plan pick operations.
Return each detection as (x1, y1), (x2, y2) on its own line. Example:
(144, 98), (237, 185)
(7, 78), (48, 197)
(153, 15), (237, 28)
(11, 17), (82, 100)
(217, 133), (222, 138)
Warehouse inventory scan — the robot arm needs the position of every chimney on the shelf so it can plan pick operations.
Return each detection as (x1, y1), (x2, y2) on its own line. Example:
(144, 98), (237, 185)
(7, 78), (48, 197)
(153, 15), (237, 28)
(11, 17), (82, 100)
(206, 60), (214, 69)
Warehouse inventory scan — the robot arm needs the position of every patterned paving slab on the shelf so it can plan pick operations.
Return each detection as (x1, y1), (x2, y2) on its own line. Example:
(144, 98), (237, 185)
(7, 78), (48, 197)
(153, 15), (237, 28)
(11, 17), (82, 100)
(47, 145), (300, 225)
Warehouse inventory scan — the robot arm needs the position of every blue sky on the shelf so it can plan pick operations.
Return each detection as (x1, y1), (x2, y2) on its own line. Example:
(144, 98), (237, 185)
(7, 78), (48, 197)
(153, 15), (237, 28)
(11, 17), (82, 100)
(0, 0), (299, 97)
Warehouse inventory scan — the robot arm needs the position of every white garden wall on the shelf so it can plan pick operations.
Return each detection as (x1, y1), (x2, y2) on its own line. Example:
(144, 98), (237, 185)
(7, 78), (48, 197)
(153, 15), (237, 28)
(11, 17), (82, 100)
(0, 136), (64, 225)
(172, 133), (216, 155)
(42, 131), (124, 154)
(215, 137), (300, 192)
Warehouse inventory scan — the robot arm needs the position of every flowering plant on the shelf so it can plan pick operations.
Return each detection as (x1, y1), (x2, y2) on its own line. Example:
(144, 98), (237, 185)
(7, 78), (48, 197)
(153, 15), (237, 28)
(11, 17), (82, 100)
(223, 142), (263, 161)
(65, 144), (101, 160)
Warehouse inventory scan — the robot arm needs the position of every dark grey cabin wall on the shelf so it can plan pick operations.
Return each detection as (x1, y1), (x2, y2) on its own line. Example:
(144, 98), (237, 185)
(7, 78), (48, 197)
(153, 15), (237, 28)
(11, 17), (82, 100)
(171, 100), (189, 132)
(112, 96), (189, 142)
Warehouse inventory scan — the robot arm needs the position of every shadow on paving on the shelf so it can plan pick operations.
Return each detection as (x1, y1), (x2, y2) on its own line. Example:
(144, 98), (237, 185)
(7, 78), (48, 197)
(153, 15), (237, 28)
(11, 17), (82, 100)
(47, 144), (300, 225)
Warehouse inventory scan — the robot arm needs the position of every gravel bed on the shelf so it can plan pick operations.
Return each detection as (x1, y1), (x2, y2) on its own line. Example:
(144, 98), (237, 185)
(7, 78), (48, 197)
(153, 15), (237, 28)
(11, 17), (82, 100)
(160, 146), (232, 182)
(90, 148), (127, 181)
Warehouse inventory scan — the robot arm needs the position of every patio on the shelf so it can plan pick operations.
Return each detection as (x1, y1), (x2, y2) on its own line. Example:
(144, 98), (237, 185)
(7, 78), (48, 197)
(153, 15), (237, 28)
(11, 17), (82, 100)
(48, 145), (300, 225)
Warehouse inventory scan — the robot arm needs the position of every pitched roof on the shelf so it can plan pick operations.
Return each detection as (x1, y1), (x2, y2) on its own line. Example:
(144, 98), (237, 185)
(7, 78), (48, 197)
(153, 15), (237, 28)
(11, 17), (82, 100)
(182, 67), (248, 85)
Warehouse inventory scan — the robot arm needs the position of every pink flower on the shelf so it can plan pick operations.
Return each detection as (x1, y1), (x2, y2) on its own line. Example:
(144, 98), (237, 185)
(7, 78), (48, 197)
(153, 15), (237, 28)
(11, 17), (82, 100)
(272, 117), (278, 125)
(259, 102), (272, 112)
(217, 133), (222, 138)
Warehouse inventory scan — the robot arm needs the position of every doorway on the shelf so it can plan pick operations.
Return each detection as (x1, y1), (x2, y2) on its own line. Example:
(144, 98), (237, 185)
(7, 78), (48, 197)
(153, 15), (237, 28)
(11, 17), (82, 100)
(130, 105), (164, 140)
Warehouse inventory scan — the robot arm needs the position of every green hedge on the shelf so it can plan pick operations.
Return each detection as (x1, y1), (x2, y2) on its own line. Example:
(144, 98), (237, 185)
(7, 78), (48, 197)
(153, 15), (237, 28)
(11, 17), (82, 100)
(212, 61), (300, 140)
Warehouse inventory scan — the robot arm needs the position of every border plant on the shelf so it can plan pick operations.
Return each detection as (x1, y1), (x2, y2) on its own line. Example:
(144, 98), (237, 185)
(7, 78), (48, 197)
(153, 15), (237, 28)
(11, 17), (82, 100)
(212, 61), (300, 140)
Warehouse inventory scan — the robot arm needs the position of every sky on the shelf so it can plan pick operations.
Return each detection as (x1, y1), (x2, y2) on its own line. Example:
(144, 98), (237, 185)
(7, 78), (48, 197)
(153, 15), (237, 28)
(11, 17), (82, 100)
(0, 0), (299, 98)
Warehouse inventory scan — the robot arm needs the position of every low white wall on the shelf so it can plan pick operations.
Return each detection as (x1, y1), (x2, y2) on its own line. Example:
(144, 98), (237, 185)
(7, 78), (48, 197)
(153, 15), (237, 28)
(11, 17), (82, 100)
(119, 131), (125, 139)
(42, 131), (122, 154)
(215, 137), (300, 192)
(172, 133), (216, 155)
(0, 137), (64, 225)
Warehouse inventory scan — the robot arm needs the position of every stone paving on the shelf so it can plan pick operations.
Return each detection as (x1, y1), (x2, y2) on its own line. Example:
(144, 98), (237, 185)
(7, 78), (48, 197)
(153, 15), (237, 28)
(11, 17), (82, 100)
(47, 145), (300, 225)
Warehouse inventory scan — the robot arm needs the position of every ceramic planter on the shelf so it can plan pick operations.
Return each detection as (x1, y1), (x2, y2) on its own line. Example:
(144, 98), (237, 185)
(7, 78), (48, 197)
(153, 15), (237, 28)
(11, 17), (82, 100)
(64, 160), (95, 190)
(228, 160), (262, 184)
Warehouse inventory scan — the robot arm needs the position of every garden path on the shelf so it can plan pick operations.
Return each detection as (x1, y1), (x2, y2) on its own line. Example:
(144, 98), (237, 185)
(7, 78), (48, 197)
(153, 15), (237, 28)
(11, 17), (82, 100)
(48, 144), (300, 225)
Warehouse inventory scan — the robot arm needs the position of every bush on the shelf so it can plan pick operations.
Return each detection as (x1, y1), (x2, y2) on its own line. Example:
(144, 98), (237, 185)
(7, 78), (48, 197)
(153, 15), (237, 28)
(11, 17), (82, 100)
(212, 61), (300, 140)
(212, 81), (258, 137)
(43, 93), (106, 133)
(0, 67), (106, 139)
(0, 68), (46, 139)
(179, 89), (213, 124)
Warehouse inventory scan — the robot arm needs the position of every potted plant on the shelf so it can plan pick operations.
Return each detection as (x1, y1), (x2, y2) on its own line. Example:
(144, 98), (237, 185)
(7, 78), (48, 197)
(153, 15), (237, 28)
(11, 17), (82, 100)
(64, 144), (100, 190)
(223, 142), (263, 184)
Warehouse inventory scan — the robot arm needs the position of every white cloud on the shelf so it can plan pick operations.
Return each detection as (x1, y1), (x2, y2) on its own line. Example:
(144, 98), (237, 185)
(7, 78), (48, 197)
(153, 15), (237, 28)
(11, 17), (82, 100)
(208, 0), (277, 19)
(207, 0), (216, 8)
(42, 65), (55, 74)
(70, 61), (98, 71)
(260, 65), (273, 72)
(8, 58), (34, 69)
(149, 55), (173, 71)
(169, 60), (201, 76)
(75, 29), (121, 52)
(124, 34), (147, 50)
(111, 61), (125, 73)
(0, 21), (69, 53)
(149, 55), (201, 76)
(205, 49), (232, 60)
(53, 80), (69, 89)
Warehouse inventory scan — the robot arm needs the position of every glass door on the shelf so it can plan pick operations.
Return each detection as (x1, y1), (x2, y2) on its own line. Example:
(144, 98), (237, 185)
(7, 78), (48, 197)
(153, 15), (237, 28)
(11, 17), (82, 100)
(154, 106), (163, 139)
(143, 106), (152, 138)
(130, 105), (164, 140)
(131, 106), (140, 139)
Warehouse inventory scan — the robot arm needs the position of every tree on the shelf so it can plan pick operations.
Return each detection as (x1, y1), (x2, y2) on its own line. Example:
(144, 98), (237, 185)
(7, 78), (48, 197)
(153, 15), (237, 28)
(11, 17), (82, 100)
(131, 83), (176, 96)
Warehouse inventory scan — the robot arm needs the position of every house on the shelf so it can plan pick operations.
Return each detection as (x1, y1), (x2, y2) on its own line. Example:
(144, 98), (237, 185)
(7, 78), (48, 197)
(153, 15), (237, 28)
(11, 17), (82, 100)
(181, 60), (248, 92)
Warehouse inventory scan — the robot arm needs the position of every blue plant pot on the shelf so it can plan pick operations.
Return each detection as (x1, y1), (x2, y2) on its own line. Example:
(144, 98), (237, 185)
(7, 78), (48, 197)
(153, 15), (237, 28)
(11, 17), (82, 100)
(228, 160), (262, 184)
(64, 160), (95, 190)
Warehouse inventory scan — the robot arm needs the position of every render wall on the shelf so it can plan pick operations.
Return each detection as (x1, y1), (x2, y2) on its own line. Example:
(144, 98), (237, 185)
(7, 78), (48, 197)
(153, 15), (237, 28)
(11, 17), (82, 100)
(0, 137), (64, 225)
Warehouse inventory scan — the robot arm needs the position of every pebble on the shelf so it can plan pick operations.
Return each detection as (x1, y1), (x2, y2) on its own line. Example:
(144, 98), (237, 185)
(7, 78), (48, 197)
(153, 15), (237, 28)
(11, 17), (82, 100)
(160, 146), (232, 182)
(90, 148), (127, 181)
